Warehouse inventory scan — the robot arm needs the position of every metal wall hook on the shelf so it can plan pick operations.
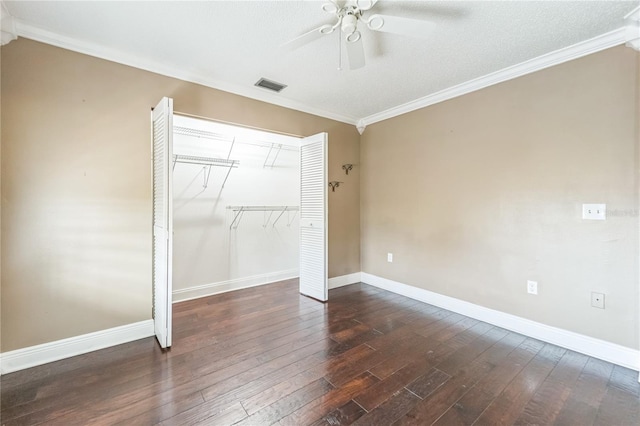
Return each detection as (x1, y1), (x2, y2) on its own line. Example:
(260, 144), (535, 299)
(328, 181), (343, 192)
(342, 164), (353, 175)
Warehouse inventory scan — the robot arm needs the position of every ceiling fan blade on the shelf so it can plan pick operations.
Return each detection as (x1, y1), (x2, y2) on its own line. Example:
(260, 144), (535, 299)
(367, 14), (435, 39)
(282, 24), (333, 50)
(345, 36), (365, 70)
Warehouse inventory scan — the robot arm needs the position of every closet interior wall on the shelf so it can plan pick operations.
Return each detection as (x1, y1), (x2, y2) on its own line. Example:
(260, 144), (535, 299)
(172, 115), (300, 301)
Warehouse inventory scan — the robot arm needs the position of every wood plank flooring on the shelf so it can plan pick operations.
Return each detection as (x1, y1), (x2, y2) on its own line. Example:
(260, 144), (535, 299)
(2, 279), (639, 425)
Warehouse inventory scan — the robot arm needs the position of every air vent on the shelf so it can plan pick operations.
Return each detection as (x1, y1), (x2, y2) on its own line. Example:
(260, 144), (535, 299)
(254, 78), (287, 93)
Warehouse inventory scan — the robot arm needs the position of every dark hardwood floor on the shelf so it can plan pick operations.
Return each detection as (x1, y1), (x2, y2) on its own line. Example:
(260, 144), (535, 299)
(2, 279), (639, 425)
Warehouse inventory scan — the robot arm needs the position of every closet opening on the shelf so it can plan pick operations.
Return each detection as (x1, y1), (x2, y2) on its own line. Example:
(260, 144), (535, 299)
(151, 97), (328, 349)
(172, 114), (303, 302)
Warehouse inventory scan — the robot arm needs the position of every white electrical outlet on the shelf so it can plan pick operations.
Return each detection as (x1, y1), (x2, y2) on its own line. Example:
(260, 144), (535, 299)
(527, 280), (538, 295)
(387, 253), (393, 263)
(582, 204), (606, 220)
(591, 292), (605, 309)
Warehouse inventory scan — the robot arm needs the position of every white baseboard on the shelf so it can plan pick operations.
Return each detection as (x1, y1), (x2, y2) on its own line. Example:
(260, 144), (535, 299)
(0, 320), (155, 375)
(173, 269), (299, 303)
(4, 273), (634, 375)
(360, 272), (639, 371)
(328, 272), (362, 289)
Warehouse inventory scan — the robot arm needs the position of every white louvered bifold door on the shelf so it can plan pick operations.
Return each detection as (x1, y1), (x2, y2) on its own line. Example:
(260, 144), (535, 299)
(299, 133), (328, 301)
(151, 97), (173, 348)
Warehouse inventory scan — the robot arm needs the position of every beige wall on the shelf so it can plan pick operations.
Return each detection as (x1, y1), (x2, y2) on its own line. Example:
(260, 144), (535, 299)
(2, 36), (637, 354)
(0, 38), (360, 352)
(361, 46), (639, 349)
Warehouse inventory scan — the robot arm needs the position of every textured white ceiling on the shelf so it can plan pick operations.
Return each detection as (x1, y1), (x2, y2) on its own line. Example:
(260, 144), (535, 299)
(4, 1), (638, 124)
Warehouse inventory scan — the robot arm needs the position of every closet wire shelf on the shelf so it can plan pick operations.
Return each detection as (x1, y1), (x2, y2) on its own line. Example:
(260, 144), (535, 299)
(227, 206), (299, 229)
(174, 126), (234, 143)
(175, 125), (297, 169)
(173, 154), (239, 189)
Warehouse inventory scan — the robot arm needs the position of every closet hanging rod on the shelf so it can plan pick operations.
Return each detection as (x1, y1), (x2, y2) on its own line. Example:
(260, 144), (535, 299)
(227, 205), (300, 229)
(173, 154), (239, 168)
(226, 206), (299, 212)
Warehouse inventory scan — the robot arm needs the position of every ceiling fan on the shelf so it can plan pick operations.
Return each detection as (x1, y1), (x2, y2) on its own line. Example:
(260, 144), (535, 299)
(283, 0), (435, 70)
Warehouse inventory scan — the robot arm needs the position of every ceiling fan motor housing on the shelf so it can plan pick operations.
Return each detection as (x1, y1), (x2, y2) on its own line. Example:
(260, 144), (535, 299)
(286, 0), (438, 70)
(341, 12), (358, 34)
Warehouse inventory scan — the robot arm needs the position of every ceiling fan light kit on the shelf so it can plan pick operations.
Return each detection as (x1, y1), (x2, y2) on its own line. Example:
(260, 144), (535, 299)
(342, 12), (359, 35)
(283, 0), (435, 71)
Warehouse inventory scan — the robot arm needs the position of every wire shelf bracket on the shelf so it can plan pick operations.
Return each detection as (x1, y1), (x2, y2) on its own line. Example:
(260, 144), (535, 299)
(263, 143), (283, 168)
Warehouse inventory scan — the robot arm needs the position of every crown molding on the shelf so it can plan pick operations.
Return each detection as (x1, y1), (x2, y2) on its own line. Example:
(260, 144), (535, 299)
(13, 20), (358, 126)
(0, 1), (17, 46)
(625, 5), (640, 21)
(11, 20), (630, 131)
(359, 27), (628, 128)
(624, 5), (640, 51)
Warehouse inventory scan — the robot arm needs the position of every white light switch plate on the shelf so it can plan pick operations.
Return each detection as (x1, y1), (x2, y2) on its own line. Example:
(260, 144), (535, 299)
(582, 204), (606, 220)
